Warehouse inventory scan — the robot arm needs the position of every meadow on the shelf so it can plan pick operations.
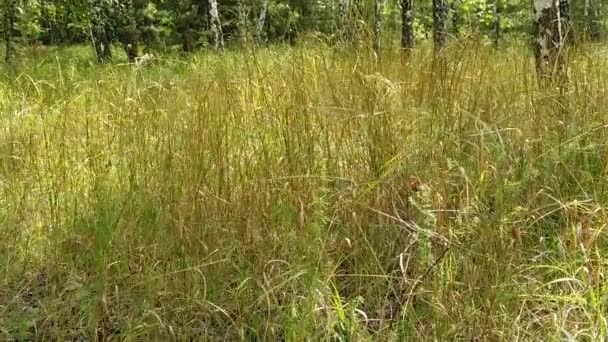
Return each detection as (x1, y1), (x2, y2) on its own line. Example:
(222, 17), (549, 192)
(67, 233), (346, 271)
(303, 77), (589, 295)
(1, 40), (608, 340)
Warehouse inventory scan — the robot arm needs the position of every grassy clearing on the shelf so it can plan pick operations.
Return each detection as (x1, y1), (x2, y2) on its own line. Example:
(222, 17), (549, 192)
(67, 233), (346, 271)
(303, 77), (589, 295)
(1, 40), (608, 340)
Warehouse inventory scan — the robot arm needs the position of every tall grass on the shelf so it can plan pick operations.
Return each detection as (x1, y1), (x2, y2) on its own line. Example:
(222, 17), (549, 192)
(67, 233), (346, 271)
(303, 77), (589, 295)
(1, 40), (608, 340)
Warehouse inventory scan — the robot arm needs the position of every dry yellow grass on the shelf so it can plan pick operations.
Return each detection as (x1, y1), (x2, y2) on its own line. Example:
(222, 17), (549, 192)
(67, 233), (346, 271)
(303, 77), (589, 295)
(1, 40), (608, 340)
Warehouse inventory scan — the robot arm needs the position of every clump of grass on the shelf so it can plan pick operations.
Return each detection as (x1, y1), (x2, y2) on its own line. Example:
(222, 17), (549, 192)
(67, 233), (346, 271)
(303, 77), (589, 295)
(1, 41), (608, 340)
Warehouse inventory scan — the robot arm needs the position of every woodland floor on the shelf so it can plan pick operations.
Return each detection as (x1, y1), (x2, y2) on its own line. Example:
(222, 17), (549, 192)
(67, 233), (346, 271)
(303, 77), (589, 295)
(1, 41), (608, 340)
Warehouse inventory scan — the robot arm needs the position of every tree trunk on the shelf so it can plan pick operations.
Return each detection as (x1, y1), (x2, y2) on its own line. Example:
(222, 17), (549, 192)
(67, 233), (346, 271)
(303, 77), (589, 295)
(182, 29), (194, 53)
(90, 1), (113, 63)
(559, 0), (571, 42)
(40, 0), (55, 45)
(533, 0), (565, 79)
(3, 0), (15, 63)
(236, 0), (249, 44)
(493, 0), (501, 48)
(91, 29), (113, 63)
(338, 0), (350, 42)
(197, 0), (210, 45)
(123, 42), (138, 63)
(209, 0), (224, 50)
(433, 0), (448, 53)
(584, 0), (600, 41)
(198, 0), (210, 27)
(373, 0), (384, 52)
(120, 26), (139, 63)
(401, 0), (414, 50)
(256, 0), (268, 44)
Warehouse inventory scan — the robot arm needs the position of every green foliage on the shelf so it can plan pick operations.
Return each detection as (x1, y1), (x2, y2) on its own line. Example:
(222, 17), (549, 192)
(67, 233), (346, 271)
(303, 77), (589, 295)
(266, 1), (301, 41)
(0, 0), (605, 60)
(15, 1), (41, 43)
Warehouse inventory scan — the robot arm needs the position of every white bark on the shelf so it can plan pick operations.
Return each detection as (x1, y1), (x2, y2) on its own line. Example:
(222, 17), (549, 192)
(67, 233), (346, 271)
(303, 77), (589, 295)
(401, 0), (414, 50)
(534, 0), (554, 20)
(256, 0), (269, 44)
(338, 0), (350, 41)
(209, 0), (224, 50)
(533, 0), (565, 79)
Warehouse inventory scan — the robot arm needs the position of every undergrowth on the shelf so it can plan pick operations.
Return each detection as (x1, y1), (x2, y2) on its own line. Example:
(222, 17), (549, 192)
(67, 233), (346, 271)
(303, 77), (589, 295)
(1, 40), (608, 340)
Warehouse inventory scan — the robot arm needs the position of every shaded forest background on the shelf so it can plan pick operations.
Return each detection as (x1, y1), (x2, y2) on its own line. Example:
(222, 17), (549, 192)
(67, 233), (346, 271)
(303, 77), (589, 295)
(1, 0), (606, 63)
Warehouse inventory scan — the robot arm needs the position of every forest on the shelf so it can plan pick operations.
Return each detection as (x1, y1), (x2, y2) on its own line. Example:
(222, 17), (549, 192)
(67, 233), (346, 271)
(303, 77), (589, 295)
(0, 0), (604, 62)
(1, 0), (608, 340)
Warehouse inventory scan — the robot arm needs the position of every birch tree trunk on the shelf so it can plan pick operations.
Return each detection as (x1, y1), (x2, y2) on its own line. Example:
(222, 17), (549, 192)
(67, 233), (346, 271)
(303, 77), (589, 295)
(236, 0), (248, 44)
(533, 0), (565, 79)
(433, 0), (448, 53)
(338, 0), (350, 42)
(401, 0), (414, 50)
(373, 0), (384, 52)
(209, 0), (224, 50)
(256, 0), (269, 44)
